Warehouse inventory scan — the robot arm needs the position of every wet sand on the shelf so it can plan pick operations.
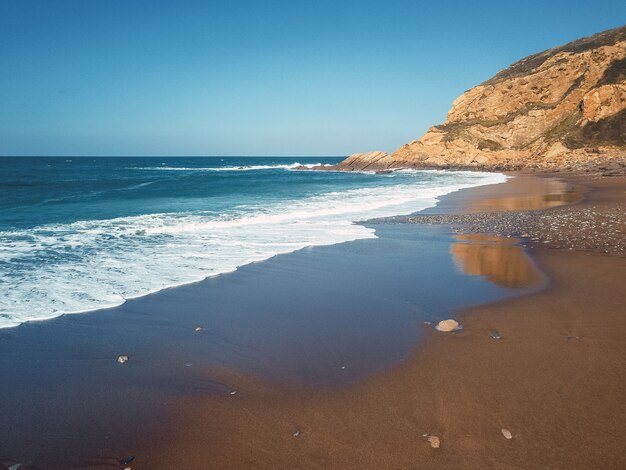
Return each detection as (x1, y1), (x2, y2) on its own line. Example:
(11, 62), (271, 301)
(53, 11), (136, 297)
(2, 173), (625, 469)
(142, 247), (625, 470)
(138, 173), (626, 469)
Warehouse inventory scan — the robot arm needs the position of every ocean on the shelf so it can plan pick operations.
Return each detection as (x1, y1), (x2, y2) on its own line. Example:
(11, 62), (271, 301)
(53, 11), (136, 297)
(0, 156), (506, 328)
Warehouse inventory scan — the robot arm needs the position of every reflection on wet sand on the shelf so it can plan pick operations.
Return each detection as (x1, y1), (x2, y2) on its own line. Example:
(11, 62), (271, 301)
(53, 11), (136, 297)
(451, 234), (543, 288)
(468, 177), (582, 212)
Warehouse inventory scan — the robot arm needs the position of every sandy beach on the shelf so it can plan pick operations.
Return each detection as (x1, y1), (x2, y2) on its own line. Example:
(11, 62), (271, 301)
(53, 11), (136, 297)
(2, 172), (624, 469)
(131, 173), (626, 470)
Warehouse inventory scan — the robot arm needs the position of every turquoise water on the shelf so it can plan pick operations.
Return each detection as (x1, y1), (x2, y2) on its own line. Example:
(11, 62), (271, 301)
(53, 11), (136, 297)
(0, 156), (506, 327)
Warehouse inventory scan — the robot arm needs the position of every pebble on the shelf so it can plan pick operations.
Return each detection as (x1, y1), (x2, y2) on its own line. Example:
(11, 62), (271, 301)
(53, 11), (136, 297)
(293, 429), (301, 437)
(194, 326), (203, 331)
(436, 319), (459, 332)
(117, 355), (129, 364)
(501, 428), (513, 439)
(490, 330), (502, 340)
(427, 435), (441, 448)
(387, 203), (625, 256)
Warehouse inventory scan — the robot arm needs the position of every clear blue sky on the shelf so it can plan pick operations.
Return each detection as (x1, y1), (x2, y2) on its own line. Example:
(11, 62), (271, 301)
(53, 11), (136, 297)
(1, 0), (624, 156)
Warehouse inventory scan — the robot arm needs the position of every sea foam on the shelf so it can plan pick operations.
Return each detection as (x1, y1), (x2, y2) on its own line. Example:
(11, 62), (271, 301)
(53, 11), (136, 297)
(0, 170), (506, 328)
(131, 162), (330, 172)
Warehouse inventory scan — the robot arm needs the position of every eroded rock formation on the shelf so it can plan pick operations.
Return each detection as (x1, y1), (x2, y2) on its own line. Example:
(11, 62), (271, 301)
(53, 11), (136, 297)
(334, 25), (626, 172)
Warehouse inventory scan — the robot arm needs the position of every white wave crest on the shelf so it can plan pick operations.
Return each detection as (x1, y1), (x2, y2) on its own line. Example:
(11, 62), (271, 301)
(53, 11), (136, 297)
(0, 171), (507, 328)
(131, 162), (331, 172)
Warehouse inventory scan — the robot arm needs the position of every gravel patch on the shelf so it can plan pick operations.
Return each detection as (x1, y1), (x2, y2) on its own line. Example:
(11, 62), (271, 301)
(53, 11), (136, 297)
(372, 204), (626, 256)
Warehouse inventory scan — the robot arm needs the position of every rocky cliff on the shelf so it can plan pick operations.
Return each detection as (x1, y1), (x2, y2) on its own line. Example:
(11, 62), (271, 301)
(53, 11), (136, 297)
(333, 25), (626, 173)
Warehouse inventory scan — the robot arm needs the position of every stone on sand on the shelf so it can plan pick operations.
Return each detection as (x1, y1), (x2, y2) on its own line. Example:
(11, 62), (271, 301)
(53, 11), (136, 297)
(427, 436), (440, 448)
(436, 319), (459, 332)
(501, 428), (513, 439)
(117, 355), (129, 364)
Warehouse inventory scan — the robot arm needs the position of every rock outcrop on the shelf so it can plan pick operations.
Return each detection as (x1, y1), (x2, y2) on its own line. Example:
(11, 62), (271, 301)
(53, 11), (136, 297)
(333, 25), (626, 172)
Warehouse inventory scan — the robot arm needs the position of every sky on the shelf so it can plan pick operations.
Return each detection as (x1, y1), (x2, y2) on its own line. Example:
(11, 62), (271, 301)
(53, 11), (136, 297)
(0, 1), (624, 156)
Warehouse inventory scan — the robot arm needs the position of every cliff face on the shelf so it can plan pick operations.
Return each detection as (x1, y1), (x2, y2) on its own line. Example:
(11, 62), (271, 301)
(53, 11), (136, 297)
(335, 25), (626, 172)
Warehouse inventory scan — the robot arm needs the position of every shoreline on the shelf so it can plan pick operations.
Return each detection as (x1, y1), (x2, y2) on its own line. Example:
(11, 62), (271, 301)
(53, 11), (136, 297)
(0, 168), (505, 330)
(1, 172), (624, 469)
(0, 173), (523, 469)
(137, 172), (626, 469)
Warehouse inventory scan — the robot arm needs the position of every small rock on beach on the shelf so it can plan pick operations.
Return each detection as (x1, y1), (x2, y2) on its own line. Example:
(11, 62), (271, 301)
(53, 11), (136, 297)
(501, 428), (513, 439)
(436, 319), (460, 332)
(427, 435), (441, 448)
(117, 355), (129, 364)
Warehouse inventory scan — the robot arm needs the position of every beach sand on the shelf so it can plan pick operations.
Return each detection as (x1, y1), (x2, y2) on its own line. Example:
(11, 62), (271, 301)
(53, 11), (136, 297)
(138, 174), (626, 470)
(141, 249), (625, 470)
(1, 173), (625, 469)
